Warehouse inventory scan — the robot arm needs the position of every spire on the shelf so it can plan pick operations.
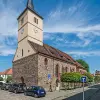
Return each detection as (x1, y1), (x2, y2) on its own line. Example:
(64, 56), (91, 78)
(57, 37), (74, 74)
(27, 0), (34, 10)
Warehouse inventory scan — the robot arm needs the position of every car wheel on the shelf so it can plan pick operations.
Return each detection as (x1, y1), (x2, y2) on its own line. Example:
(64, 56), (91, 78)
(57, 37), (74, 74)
(24, 92), (27, 96)
(34, 94), (38, 98)
(14, 90), (17, 94)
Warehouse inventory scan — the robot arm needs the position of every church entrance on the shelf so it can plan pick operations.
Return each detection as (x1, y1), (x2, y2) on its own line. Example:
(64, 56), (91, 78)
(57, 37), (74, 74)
(21, 76), (24, 83)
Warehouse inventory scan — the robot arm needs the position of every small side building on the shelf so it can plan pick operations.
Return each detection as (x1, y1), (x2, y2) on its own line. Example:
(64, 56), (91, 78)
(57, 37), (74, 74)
(0, 68), (12, 83)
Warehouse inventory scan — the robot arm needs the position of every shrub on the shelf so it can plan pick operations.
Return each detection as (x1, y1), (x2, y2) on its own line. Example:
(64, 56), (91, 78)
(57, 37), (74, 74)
(94, 76), (100, 83)
(61, 72), (82, 83)
(6, 76), (12, 83)
(83, 72), (93, 82)
(0, 77), (3, 81)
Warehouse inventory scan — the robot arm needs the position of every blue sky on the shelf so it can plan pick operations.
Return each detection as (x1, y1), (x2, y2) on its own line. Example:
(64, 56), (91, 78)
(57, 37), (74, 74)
(0, 0), (100, 74)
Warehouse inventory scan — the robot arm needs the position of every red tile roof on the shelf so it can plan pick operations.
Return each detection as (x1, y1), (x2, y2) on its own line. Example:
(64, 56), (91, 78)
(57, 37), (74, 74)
(0, 68), (12, 75)
(29, 41), (85, 70)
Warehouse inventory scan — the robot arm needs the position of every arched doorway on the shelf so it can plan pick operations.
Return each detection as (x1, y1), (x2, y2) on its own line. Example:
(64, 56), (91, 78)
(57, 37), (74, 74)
(21, 76), (24, 83)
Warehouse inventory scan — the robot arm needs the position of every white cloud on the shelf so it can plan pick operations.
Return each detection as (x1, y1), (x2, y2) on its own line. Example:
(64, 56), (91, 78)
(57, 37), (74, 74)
(67, 51), (100, 58)
(0, 0), (24, 56)
(0, 48), (15, 56)
(44, 0), (100, 39)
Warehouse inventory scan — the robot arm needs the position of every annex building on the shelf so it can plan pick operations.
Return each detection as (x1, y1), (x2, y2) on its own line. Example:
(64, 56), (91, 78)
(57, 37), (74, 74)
(13, 0), (86, 91)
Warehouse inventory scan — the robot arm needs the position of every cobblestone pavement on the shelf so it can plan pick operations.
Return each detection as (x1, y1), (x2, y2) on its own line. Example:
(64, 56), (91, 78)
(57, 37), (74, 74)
(0, 84), (98, 100)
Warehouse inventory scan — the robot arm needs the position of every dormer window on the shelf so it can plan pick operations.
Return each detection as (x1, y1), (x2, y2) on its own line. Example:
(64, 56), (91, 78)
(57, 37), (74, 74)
(21, 17), (24, 25)
(34, 17), (38, 24)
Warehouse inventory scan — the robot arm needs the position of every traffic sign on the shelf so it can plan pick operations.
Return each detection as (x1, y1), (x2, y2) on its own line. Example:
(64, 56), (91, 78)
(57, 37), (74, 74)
(81, 76), (87, 83)
(81, 76), (87, 100)
(48, 74), (51, 80)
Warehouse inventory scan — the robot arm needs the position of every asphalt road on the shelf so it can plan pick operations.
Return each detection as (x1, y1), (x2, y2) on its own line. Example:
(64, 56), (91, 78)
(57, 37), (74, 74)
(63, 84), (100, 100)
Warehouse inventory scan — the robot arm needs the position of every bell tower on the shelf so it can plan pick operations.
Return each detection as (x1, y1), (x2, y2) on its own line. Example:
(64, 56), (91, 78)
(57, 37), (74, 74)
(13, 0), (43, 61)
(18, 0), (43, 46)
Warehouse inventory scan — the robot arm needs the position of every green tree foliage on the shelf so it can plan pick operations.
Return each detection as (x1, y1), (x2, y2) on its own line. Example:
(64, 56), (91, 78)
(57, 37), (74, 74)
(83, 72), (93, 82)
(6, 76), (12, 83)
(0, 77), (3, 81)
(76, 59), (89, 72)
(94, 76), (100, 83)
(61, 72), (82, 82)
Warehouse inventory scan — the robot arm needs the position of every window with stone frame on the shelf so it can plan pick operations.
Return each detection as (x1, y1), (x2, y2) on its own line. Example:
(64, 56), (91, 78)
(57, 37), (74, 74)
(70, 67), (75, 72)
(21, 17), (24, 25)
(66, 67), (68, 72)
(55, 64), (59, 77)
(34, 17), (38, 24)
(44, 58), (48, 69)
(22, 49), (23, 57)
(44, 58), (48, 65)
(62, 66), (64, 73)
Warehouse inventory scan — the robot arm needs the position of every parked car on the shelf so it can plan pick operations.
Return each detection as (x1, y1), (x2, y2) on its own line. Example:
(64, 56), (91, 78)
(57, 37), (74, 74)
(1, 83), (10, 90)
(0, 82), (3, 89)
(8, 83), (26, 93)
(24, 86), (46, 98)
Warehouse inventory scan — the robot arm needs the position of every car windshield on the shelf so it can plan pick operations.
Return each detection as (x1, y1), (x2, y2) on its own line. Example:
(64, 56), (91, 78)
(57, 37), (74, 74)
(33, 86), (44, 90)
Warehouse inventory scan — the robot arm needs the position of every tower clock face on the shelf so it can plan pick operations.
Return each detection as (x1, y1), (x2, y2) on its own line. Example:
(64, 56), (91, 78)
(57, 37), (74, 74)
(34, 28), (38, 33)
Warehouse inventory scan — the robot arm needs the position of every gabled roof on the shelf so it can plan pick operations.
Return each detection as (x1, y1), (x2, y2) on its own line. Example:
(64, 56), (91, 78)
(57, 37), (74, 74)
(0, 68), (12, 75)
(29, 41), (84, 69)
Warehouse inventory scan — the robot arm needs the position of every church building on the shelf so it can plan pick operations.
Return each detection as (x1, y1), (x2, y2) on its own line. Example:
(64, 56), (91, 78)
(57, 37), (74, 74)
(13, 0), (86, 91)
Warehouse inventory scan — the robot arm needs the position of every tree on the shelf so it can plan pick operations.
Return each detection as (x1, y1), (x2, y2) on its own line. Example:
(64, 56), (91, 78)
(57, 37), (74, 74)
(94, 76), (100, 83)
(6, 76), (12, 83)
(76, 59), (89, 72)
(0, 77), (3, 81)
(83, 72), (94, 82)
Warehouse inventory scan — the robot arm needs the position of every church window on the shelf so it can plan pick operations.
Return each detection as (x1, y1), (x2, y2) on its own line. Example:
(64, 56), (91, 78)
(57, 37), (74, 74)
(66, 67), (68, 72)
(55, 64), (59, 77)
(62, 66), (64, 73)
(22, 49), (23, 57)
(34, 17), (38, 24)
(28, 50), (30, 52)
(21, 17), (24, 25)
(44, 58), (48, 65)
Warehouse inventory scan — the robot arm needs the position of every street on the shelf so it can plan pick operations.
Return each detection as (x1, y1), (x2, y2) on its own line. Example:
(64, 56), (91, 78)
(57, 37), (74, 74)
(0, 84), (100, 100)
(63, 84), (100, 100)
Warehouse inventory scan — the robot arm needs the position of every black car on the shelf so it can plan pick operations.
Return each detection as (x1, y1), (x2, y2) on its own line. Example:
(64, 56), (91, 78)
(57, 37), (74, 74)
(1, 83), (10, 90)
(0, 82), (3, 89)
(8, 83), (26, 94)
(24, 86), (46, 98)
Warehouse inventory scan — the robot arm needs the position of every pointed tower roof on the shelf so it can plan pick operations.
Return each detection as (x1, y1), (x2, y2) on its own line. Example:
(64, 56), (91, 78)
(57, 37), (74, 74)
(27, 0), (34, 10)
(17, 0), (43, 20)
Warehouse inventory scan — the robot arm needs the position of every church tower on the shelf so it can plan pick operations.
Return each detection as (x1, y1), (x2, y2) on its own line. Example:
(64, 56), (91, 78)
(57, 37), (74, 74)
(13, 0), (43, 61)
(18, 0), (43, 45)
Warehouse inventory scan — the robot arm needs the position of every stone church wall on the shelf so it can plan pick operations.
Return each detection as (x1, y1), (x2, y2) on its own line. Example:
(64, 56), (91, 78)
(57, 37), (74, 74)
(13, 54), (38, 86)
(38, 54), (77, 91)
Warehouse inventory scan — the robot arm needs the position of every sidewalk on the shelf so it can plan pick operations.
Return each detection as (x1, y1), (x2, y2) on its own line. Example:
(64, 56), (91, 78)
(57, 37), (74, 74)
(42, 86), (89, 100)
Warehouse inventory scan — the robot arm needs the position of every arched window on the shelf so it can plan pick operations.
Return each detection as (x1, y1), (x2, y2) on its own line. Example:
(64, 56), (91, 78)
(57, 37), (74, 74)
(22, 49), (23, 57)
(62, 66), (64, 73)
(66, 67), (68, 72)
(44, 58), (48, 65)
(55, 64), (59, 77)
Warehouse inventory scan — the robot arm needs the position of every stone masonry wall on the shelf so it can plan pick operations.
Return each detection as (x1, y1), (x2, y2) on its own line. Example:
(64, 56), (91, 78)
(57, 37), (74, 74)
(13, 54), (38, 86)
(38, 54), (77, 91)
